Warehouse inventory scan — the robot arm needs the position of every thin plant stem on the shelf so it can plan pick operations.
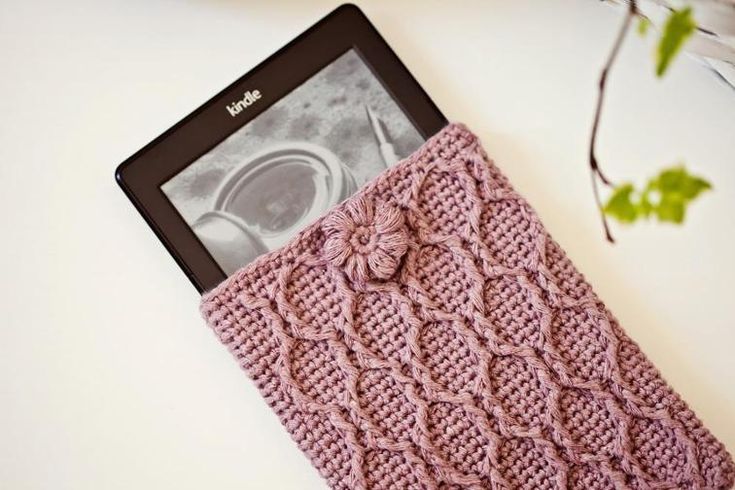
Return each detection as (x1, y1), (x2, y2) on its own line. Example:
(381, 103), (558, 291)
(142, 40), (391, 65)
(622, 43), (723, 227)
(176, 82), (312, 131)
(590, 0), (638, 243)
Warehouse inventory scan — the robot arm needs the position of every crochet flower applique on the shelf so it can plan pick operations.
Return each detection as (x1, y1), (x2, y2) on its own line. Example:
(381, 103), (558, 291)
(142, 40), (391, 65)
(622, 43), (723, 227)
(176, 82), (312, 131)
(322, 196), (408, 284)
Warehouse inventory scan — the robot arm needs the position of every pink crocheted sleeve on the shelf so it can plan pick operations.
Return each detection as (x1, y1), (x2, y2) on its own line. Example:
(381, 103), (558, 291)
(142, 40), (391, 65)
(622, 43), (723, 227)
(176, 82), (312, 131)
(201, 123), (734, 489)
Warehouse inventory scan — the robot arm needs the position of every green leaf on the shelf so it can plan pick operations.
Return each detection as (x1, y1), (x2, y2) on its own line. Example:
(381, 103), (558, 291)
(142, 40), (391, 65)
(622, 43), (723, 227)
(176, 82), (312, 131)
(655, 166), (712, 199)
(656, 7), (697, 77)
(639, 188), (654, 218)
(637, 17), (651, 36)
(603, 165), (711, 226)
(604, 183), (639, 223)
(655, 193), (686, 223)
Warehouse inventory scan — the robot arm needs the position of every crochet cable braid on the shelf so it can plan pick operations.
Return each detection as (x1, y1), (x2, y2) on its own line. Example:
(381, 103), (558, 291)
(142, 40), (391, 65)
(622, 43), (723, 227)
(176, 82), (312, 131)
(201, 123), (734, 489)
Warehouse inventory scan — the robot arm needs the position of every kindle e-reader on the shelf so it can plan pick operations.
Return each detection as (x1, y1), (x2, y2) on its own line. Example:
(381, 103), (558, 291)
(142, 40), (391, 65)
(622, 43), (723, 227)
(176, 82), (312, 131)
(116, 4), (447, 293)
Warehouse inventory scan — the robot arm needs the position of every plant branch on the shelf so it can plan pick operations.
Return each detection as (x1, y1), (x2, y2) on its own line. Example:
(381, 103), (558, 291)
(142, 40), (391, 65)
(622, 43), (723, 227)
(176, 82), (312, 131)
(589, 0), (638, 243)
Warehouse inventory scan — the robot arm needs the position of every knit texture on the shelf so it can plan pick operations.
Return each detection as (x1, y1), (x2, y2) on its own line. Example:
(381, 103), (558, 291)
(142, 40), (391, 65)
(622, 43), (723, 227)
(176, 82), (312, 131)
(201, 123), (734, 489)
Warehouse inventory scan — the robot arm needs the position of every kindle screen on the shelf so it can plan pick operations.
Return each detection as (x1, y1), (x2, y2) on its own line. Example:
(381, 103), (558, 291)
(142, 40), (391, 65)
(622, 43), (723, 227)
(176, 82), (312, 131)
(161, 49), (424, 275)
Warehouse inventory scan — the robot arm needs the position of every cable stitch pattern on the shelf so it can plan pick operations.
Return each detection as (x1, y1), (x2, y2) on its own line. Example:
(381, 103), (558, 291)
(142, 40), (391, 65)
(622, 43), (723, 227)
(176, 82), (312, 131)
(201, 124), (733, 490)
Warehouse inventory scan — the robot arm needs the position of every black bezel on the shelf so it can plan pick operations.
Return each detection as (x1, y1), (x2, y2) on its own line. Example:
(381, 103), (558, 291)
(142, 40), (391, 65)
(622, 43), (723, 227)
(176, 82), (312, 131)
(115, 4), (447, 293)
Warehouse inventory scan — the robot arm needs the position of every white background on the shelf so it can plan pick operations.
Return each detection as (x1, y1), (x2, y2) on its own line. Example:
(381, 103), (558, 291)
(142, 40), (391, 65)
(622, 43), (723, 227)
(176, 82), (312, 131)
(1, 1), (733, 489)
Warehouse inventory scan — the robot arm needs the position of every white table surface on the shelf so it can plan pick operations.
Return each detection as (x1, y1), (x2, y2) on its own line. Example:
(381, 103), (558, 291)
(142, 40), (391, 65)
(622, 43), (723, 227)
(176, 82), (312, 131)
(1, 1), (733, 488)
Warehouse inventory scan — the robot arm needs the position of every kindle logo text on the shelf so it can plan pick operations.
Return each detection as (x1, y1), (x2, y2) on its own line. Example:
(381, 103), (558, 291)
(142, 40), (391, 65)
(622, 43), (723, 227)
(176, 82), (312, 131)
(226, 90), (262, 117)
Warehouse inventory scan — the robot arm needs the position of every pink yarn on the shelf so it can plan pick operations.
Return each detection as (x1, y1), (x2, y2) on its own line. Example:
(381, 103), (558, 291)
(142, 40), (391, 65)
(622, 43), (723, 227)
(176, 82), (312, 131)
(323, 196), (408, 283)
(201, 123), (734, 489)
